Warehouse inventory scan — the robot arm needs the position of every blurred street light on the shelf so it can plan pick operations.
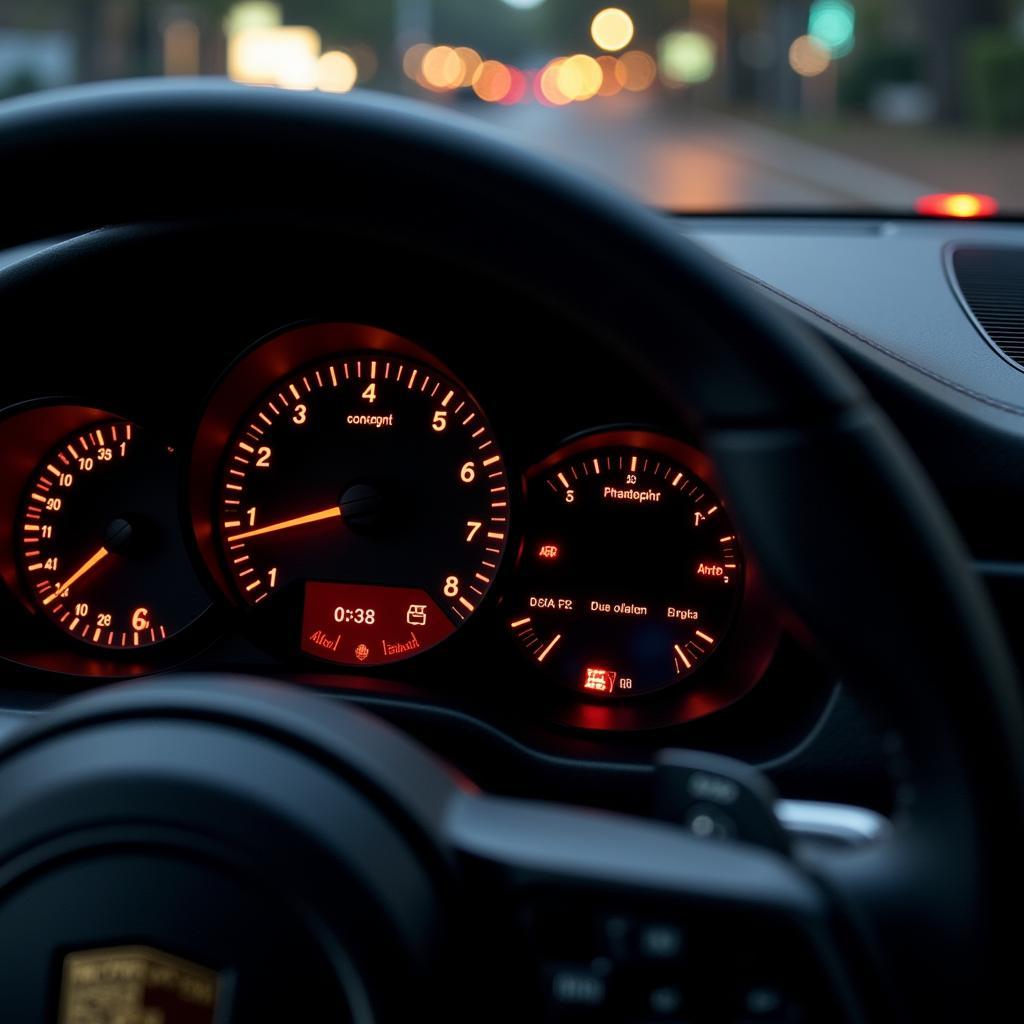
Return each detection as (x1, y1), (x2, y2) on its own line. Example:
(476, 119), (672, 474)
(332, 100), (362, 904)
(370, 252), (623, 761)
(616, 50), (657, 91)
(591, 9), (635, 53)
(421, 45), (464, 90)
(808, 0), (856, 57)
(455, 47), (482, 86)
(227, 25), (321, 88)
(472, 60), (512, 102)
(558, 54), (603, 100)
(317, 51), (357, 93)
(788, 34), (831, 77)
(224, 2), (282, 35)
(659, 31), (716, 84)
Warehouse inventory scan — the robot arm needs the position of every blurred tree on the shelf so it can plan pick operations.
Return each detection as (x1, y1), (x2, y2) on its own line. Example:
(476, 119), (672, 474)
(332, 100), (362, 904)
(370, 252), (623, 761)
(916, 0), (1004, 120)
(73, 1), (103, 81)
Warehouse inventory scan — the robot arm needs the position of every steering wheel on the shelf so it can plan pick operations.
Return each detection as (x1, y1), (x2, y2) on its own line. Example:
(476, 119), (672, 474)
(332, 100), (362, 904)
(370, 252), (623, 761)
(0, 81), (1021, 1023)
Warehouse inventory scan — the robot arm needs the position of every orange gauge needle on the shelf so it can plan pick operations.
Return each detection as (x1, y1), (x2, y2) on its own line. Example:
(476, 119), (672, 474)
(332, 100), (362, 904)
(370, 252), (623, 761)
(42, 545), (110, 606)
(227, 506), (341, 543)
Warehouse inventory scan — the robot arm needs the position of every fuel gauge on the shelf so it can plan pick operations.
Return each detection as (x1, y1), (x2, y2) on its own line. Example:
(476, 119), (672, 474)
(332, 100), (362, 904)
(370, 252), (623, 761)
(18, 420), (208, 649)
(508, 432), (743, 700)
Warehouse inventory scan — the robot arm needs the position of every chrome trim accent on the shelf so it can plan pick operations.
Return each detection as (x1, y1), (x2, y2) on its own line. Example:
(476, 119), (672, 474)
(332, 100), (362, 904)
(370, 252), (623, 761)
(775, 799), (890, 846)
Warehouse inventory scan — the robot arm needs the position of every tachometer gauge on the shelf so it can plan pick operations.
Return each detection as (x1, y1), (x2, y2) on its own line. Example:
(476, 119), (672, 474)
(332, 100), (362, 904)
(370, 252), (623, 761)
(17, 420), (209, 649)
(508, 433), (743, 699)
(215, 350), (510, 667)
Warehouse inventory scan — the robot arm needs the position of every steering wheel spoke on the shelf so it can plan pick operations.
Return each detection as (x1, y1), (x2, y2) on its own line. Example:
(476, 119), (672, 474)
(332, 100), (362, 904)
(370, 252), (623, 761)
(447, 793), (866, 1023)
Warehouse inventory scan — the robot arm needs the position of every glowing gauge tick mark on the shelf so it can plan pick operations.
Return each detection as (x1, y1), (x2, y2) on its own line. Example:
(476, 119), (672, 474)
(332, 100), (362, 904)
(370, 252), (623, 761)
(674, 644), (693, 670)
(226, 506), (341, 542)
(537, 633), (562, 662)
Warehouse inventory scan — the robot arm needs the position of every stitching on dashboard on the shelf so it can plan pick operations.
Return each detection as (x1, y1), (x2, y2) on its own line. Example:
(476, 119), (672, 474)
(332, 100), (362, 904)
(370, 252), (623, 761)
(730, 266), (1024, 419)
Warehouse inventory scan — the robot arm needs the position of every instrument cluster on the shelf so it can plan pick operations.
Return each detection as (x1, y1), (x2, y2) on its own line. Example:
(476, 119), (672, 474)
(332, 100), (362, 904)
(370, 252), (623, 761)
(0, 321), (780, 731)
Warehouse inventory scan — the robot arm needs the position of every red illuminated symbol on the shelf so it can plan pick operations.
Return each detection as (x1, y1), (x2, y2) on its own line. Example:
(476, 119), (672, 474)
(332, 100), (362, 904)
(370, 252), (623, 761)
(538, 544), (560, 559)
(914, 192), (999, 219)
(584, 667), (617, 693)
(406, 603), (427, 627)
(354, 643), (370, 662)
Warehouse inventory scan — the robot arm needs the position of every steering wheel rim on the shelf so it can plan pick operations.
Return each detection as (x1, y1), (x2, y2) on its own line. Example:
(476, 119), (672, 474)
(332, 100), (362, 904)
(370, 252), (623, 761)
(1, 79), (1022, 1021)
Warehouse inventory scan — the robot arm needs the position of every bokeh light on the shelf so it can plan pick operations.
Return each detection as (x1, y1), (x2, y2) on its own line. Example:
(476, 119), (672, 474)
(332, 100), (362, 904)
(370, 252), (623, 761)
(455, 46), (482, 86)
(227, 25), (320, 89)
(788, 35), (831, 77)
(596, 55), (623, 96)
(539, 58), (573, 105)
(659, 31), (716, 84)
(316, 50), (357, 93)
(402, 43), (430, 81)
(591, 8), (635, 53)
(914, 192), (999, 218)
(808, 0), (856, 57)
(224, 1), (281, 36)
(472, 59), (512, 102)
(616, 49), (657, 92)
(558, 54), (603, 101)
(421, 45), (464, 91)
(501, 67), (529, 104)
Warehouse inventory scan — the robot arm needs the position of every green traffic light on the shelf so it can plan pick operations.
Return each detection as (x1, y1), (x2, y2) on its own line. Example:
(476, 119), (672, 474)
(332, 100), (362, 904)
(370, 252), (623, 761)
(808, 0), (856, 57)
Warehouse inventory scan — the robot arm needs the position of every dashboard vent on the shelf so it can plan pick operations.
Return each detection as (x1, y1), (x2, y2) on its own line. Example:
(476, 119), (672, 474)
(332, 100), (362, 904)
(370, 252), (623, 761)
(951, 247), (1024, 368)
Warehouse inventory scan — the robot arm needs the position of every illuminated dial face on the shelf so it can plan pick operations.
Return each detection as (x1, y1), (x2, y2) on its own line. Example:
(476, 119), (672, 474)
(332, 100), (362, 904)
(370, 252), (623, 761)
(18, 421), (209, 649)
(508, 439), (743, 699)
(217, 351), (510, 667)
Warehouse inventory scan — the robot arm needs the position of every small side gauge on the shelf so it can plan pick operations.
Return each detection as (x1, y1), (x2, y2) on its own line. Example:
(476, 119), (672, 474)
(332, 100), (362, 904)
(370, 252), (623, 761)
(507, 433), (743, 700)
(17, 420), (209, 649)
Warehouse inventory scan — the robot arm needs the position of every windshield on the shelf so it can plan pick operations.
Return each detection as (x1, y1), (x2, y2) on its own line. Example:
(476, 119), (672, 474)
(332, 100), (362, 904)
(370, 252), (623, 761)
(3, 1), (1022, 215)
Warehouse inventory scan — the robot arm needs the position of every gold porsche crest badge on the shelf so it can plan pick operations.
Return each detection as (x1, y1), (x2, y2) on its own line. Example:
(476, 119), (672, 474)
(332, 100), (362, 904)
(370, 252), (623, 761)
(58, 945), (219, 1024)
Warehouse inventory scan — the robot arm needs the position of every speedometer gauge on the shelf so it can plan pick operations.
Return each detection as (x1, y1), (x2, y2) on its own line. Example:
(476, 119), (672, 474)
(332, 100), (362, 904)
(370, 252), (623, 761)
(507, 433), (743, 699)
(216, 349), (510, 667)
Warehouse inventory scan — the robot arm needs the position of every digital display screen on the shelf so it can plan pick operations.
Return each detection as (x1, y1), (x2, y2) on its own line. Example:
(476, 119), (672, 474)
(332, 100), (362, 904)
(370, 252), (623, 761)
(301, 581), (454, 666)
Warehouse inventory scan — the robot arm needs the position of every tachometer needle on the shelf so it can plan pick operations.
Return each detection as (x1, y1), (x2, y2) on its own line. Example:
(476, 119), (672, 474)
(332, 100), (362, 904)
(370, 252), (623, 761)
(42, 545), (109, 606)
(227, 506), (341, 543)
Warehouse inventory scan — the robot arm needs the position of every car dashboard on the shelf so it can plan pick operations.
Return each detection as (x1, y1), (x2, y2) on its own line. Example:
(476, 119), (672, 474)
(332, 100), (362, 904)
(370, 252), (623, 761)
(1, 212), (1021, 819)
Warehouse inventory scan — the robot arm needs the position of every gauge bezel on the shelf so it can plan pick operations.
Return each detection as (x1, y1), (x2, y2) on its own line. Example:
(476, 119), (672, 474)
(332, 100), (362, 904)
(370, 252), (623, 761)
(508, 428), (780, 731)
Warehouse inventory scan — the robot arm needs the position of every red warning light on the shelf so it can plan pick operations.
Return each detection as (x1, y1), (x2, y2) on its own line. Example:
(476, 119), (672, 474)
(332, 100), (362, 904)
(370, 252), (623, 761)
(538, 543), (560, 559)
(584, 667), (617, 693)
(914, 192), (998, 219)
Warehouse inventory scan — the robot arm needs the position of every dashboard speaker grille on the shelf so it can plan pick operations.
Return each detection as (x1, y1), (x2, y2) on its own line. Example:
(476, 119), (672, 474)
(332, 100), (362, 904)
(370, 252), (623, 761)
(951, 247), (1024, 367)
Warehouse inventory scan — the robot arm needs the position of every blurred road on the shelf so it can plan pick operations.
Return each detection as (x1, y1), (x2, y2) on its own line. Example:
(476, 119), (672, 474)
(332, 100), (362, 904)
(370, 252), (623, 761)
(464, 93), (1021, 213)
